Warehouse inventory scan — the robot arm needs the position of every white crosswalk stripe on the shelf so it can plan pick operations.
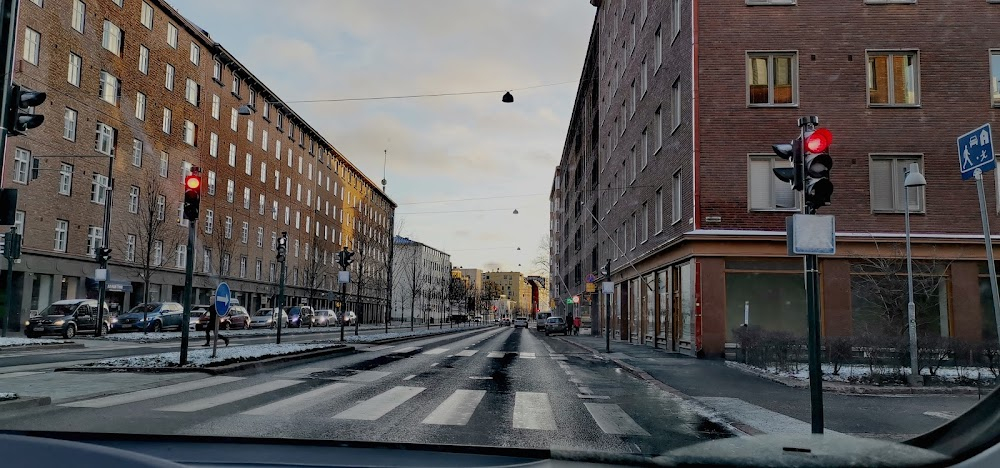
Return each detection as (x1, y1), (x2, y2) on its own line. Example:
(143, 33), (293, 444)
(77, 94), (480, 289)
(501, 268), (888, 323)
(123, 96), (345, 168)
(392, 346), (421, 354)
(519, 352), (536, 359)
(242, 382), (355, 416)
(487, 351), (505, 358)
(421, 389), (486, 426)
(333, 386), (425, 421)
(696, 397), (843, 435)
(156, 379), (301, 412)
(454, 349), (478, 357)
(584, 403), (650, 436)
(421, 347), (449, 355)
(512, 392), (556, 430)
(61, 376), (244, 408)
(0, 371), (44, 379)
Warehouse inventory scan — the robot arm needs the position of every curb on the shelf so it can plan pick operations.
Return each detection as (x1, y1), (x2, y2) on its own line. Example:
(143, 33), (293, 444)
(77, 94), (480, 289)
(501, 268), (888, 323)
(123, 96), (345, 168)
(724, 361), (992, 396)
(81, 325), (477, 345)
(554, 337), (753, 437)
(0, 396), (51, 410)
(0, 343), (84, 352)
(54, 345), (355, 375)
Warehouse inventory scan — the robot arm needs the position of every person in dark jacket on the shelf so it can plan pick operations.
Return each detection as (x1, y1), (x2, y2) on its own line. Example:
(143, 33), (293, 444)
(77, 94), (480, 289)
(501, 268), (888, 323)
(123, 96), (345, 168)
(202, 304), (230, 346)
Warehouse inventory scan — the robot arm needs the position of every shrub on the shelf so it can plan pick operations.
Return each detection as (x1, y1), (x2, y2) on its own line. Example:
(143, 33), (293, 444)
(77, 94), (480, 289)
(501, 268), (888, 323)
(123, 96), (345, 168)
(917, 333), (950, 377)
(825, 336), (854, 375)
(732, 324), (765, 366)
(980, 341), (1000, 379)
(766, 330), (803, 373)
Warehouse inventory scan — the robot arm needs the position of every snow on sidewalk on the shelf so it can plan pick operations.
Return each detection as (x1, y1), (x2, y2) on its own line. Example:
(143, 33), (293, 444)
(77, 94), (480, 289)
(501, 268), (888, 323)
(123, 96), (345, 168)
(81, 342), (342, 368)
(0, 392), (17, 401)
(0, 337), (68, 348)
(728, 361), (998, 384)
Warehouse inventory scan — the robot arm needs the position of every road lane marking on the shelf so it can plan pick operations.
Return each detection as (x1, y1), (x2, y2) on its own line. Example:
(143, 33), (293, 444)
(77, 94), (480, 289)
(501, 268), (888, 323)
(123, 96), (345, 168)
(422, 348), (449, 355)
(392, 346), (421, 354)
(155, 380), (301, 412)
(337, 370), (390, 383)
(696, 397), (843, 435)
(454, 350), (478, 357)
(430, 362), (439, 367)
(577, 394), (611, 400)
(578, 386), (593, 394)
(487, 351), (505, 358)
(333, 386), (425, 421)
(924, 411), (957, 420)
(364, 345), (395, 352)
(0, 371), (43, 379)
(279, 366), (326, 378)
(513, 392), (556, 430)
(402, 374), (416, 381)
(242, 383), (354, 415)
(519, 352), (536, 359)
(469, 376), (492, 380)
(421, 389), (486, 426)
(585, 403), (650, 436)
(61, 376), (244, 408)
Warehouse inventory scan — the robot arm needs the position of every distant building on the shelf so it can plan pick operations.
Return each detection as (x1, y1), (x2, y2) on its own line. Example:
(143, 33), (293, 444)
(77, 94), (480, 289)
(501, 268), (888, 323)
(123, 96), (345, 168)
(391, 236), (451, 324)
(483, 271), (531, 315)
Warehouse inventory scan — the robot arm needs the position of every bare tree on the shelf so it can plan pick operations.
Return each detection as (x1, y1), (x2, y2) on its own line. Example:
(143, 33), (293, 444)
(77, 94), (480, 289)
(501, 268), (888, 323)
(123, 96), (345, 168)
(209, 223), (235, 280)
(302, 234), (333, 308)
(448, 276), (468, 323)
(532, 233), (551, 276)
(399, 245), (426, 330)
(116, 175), (182, 307)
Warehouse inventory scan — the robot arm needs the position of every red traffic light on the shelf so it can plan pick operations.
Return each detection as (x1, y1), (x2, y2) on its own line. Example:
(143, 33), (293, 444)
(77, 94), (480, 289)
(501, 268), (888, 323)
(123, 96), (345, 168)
(185, 175), (200, 190)
(805, 128), (832, 153)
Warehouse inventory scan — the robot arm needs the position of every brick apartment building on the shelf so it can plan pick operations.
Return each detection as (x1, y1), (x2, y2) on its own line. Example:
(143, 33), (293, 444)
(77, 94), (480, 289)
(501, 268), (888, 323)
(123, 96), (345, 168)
(551, 0), (1000, 357)
(1, 0), (394, 331)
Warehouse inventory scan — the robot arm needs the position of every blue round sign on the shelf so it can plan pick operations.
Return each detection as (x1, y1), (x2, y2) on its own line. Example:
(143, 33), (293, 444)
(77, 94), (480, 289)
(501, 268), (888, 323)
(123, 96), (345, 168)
(215, 282), (232, 317)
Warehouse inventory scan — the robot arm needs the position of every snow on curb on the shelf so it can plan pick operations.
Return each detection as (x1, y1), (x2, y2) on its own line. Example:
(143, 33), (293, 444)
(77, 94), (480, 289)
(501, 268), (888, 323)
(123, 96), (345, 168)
(91, 324), (480, 343)
(0, 393), (17, 401)
(81, 342), (343, 368)
(0, 337), (69, 348)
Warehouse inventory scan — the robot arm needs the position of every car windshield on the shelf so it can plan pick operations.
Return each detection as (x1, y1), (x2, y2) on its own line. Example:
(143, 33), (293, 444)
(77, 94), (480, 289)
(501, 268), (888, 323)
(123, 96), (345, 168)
(254, 310), (272, 317)
(126, 304), (159, 315)
(36, 304), (76, 317)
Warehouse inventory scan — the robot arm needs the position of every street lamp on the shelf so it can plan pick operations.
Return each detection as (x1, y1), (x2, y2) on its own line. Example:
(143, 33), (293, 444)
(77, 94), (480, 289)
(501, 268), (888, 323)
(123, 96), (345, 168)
(903, 163), (926, 386)
(237, 104), (252, 116)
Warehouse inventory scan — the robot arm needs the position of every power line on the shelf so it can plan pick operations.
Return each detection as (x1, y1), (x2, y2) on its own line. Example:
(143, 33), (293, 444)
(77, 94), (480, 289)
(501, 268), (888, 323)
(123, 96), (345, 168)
(395, 208), (514, 215)
(397, 193), (547, 205)
(281, 80), (579, 104)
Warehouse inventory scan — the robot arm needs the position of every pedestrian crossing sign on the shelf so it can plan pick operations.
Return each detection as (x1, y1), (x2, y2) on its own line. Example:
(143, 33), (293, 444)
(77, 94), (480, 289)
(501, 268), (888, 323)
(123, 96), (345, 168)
(958, 123), (995, 180)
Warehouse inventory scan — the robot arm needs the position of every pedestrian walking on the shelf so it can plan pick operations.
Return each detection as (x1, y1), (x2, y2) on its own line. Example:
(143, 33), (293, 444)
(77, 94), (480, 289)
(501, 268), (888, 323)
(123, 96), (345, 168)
(202, 303), (230, 347)
(573, 315), (582, 335)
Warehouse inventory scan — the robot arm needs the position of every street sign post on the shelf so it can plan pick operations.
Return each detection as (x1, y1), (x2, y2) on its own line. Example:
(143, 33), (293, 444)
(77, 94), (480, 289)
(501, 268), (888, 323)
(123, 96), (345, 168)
(212, 282), (231, 358)
(960, 124), (1000, 347)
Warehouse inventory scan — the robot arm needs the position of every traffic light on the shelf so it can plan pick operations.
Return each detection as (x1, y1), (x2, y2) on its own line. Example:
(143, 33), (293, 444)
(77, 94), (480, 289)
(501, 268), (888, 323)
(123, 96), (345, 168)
(337, 247), (354, 269)
(772, 138), (804, 191)
(276, 232), (287, 262)
(5, 83), (47, 136)
(183, 168), (201, 221)
(96, 247), (112, 263)
(802, 128), (833, 210)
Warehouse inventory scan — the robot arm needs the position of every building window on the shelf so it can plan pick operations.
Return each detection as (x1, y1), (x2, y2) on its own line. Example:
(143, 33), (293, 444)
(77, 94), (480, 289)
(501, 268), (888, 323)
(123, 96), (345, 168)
(162, 107), (171, 133)
(72, 1), (86, 33)
(54, 220), (68, 252)
(260, 162), (267, 183)
(164, 64), (174, 90)
(23, 28), (40, 65)
(655, 188), (663, 232)
(629, 146), (637, 182)
(642, 202), (649, 243)
(99, 71), (119, 105)
(141, 2), (153, 29)
(166, 23), (177, 48)
(255, 260), (262, 280)
(230, 108), (238, 131)
(128, 185), (139, 213)
(101, 20), (123, 56)
(241, 222), (249, 244)
(224, 217), (232, 239)
(227, 179), (234, 203)
(868, 51), (919, 106)
(245, 153), (253, 175)
(243, 187), (251, 209)
(175, 244), (186, 268)
(247, 120), (254, 142)
(58, 163), (73, 195)
(221, 254), (230, 275)
(870, 155), (924, 213)
(672, 170), (682, 223)
(207, 170), (216, 195)
(155, 195), (165, 220)
(86, 227), (103, 257)
(671, 0), (682, 39)
(159, 151), (168, 177)
(229, 143), (236, 167)
(654, 26), (662, 69)
(747, 52), (797, 106)
(183, 120), (196, 146)
(132, 139), (142, 167)
(67, 53), (82, 86)
(153, 241), (162, 266)
(257, 227), (264, 247)
(63, 108), (77, 141)
(671, 78), (682, 130)
(990, 50), (1000, 106)
(212, 94), (220, 119)
(213, 59), (222, 81)
(209, 133), (218, 157)
(139, 45), (149, 74)
(204, 209), (214, 234)
(95, 123), (115, 155)
(190, 43), (200, 65)
(203, 248), (212, 273)
(654, 106), (663, 152)
(133, 92), (147, 121)
(748, 155), (798, 211)
(185, 79), (199, 106)
(231, 75), (241, 96)
(125, 234), (135, 262)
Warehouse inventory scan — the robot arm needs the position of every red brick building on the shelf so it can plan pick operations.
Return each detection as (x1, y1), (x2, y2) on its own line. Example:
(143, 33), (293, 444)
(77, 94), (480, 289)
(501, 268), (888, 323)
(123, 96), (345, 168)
(1, 0), (394, 330)
(552, 0), (1000, 357)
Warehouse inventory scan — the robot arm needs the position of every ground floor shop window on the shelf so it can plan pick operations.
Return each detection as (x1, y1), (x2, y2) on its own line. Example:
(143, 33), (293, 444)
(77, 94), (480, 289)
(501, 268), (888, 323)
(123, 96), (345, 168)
(979, 275), (999, 341)
(725, 272), (806, 340)
(679, 262), (693, 344)
(850, 259), (949, 338)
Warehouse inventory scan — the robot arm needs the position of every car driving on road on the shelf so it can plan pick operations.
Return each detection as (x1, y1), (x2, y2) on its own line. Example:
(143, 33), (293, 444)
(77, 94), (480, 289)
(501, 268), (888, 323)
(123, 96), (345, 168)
(513, 317), (528, 328)
(24, 299), (111, 339)
(111, 302), (185, 333)
(535, 312), (552, 331)
(544, 316), (568, 336)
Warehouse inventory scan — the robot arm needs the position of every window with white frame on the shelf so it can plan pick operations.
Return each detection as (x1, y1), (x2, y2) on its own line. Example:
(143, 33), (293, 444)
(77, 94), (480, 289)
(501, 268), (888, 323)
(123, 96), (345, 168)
(101, 20), (123, 55)
(868, 51), (919, 106)
(224, 216), (232, 239)
(166, 23), (177, 48)
(63, 108), (77, 141)
(655, 188), (663, 232)
(128, 186), (139, 213)
(13, 211), (23, 235)
(654, 106), (663, 151)
(23, 28), (40, 65)
(190, 43), (200, 65)
(230, 108), (238, 131)
(228, 143), (236, 167)
(155, 194), (165, 220)
(227, 179), (234, 203)
(132, 139), (142, 167)
(161, 107), (171, 133)
(95, 123), (115, 155)
(748, 155), (797, 210)
(86, 226), (103, 257)
(211, 94), (220, 119)
(213, 59), (222, 81)
(260, 162), (266, 183)
(258, 194), (265, 214)
(135, 92), (146, 120)
(747, 52), (797, 106)
(255, 260), (262, 280)
(54, 220), (68, 252)
(164, 64), (174, 90)
(239, 256), (247, 278)
(139, 45), (149, 74)
(152, 240), (162, 266)
(203, 248), (212, 273)
(205, 210), (214, 234)
(257, 227), (264, 247)
(67, 53), (82, 86)
(59, 163), (73, 195)
(72, 1), (86, 33)
(175, 244), (186, 268)
(231, 75), (241, 95)
(99, 71), (119, 105)
(183, 120), (196, 146)
(672, 78), (682, 130)
(244, 153), (253, 176)
(159, 151), (168, 177)
(185, 79), (199, 106)
(207, 170), (216, 195)
(125, 234), (135, 262)
(141, 2), (153, 29)
(870, 155), (924, 213)
(241, 222), (248, 244)
(247, 120), (254, 142)
(243, 187), (250, 209)
(672, 170), (682, 223)
(654, 26), (662, 69)
(221, 254), (230, 275)
(209, 133), (218, 157)
(991, 51), (1000, 106)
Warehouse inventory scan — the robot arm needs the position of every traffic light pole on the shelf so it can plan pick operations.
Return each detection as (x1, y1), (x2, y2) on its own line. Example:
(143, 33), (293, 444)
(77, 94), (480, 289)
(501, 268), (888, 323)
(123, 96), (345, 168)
(179, 220), (196, 365)
(340, 272), (347, 342)
(276, 258), (286, 345)
(798, 117), (824, 435)
(0, 0), (19, 174)
(95, 155), (114, 337)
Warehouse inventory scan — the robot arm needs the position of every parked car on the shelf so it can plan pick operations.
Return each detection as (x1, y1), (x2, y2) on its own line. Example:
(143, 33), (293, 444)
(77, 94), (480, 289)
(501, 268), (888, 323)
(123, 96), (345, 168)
(513, 317), (528, 328)
(223, 306), (250, 329)
(250, 308), (288, 329)
(286, 306), (315, 328)
(111, 302), (185, 332)
(24, 299), (111, 339)
(338, 311), (357, 326)
(312, 309), (335, 327)
(544, 316), (568, 336)
(188, 309), (207, 331)
(500, 317), (511, 327)
(535, 312), (552, 331)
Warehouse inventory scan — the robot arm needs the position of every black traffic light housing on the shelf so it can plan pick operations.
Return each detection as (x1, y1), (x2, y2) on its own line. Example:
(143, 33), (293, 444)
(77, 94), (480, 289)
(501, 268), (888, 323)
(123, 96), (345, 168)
(772, 139), (804, 191)
(183, 167), (201, 221)
(802, 128), (834, 211)
(97, 247), (112, 263)
(337, 247), (354, 269)
(276, 232), (287, 262)
(5, 83), (46, 136)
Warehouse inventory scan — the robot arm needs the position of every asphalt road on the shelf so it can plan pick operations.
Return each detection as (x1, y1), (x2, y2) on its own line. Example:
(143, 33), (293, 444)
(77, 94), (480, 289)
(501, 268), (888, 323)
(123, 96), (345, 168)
(0, 326), (725, 456)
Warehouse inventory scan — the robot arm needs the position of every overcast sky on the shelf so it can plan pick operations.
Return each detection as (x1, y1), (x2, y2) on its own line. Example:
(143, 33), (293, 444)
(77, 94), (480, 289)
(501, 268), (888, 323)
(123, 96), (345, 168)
(170, 0), (596, 273)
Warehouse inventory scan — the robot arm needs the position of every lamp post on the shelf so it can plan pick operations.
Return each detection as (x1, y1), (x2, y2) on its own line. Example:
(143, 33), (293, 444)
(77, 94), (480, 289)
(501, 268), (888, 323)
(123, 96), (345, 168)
(903, 163), (926, 387)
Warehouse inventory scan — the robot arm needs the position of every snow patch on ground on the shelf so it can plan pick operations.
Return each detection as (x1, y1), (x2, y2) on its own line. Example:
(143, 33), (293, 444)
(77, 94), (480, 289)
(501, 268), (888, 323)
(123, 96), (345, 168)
(83, 342), (342, 368)
(93, 325), (487, 343)
(730, 361), (997, 384)
(0, 337), (68, 347)
(0, 393), (17, 401)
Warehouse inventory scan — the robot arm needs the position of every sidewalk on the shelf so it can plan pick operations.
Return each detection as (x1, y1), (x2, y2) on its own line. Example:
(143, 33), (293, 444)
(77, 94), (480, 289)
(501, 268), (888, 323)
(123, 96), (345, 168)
(558, 334), (984, 441)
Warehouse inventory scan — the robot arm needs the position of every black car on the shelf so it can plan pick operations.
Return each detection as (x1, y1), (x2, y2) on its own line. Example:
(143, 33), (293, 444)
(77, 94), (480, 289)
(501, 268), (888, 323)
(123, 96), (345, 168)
(24, 299), (111, 339)
(286, 306), (315, 328)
